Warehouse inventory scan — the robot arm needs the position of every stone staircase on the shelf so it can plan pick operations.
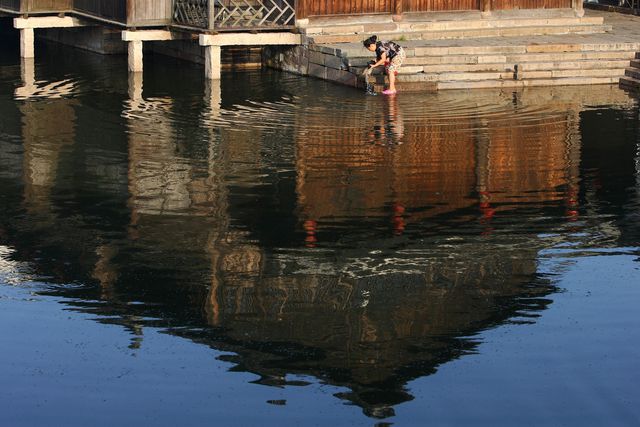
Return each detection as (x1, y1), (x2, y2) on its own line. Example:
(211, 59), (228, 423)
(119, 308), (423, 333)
(338, 42), (640, 91)
(619, 52), (640, 93)
(301, 10), (612, 44)
(266, 11), (640, 92)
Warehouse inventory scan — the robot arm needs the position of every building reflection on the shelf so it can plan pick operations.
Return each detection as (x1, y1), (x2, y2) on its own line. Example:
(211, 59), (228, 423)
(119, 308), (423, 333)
(3, 81), (636, 419)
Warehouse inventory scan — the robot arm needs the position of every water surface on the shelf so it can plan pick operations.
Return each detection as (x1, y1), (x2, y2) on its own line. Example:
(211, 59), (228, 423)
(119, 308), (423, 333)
(1, 33), (640, 426)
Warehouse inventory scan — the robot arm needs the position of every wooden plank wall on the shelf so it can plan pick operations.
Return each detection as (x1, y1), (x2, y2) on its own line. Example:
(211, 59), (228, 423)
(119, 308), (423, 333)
(405, 0), (480, 12)
(0, 0), (71, 12)
(491, 0), (572, 9)
(297, 0), (573, 17)
(128, 0), (172, 26)
(297, 0), (393, 18)
(26, 0), (72, 12)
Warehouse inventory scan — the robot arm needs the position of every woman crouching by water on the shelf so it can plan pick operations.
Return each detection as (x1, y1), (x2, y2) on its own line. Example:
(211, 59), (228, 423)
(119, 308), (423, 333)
(363, 35), (406, 95)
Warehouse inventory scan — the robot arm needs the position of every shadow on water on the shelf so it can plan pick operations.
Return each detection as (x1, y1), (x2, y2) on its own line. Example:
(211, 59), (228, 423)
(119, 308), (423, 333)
(1, 39), (640, 421)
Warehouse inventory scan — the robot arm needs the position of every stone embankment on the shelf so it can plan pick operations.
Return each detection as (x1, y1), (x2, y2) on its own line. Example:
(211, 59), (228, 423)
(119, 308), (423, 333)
(266, 10), (640, 92)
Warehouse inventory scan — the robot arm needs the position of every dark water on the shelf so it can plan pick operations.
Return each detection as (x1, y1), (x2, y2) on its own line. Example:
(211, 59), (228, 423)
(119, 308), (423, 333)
(1, 32), (640, 426)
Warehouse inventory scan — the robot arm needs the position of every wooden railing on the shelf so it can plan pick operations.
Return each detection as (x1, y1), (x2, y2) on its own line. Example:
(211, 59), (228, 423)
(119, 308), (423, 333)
(173, 0), (296, 30)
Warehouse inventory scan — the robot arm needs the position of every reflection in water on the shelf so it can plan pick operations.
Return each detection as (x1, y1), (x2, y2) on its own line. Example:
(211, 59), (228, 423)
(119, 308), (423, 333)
(1, 54), (639, 421)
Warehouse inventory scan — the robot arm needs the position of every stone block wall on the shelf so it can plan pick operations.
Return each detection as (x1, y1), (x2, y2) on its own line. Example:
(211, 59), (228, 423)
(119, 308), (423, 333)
(264, 44), (362, 88)
(39, 27), (126, 55)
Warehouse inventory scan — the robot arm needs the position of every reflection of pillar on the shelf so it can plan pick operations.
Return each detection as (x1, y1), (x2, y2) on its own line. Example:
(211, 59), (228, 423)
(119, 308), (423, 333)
(125, 88), (191, 220)
(128, 71), (144, 103)
(637, 107), (640, 192)
(475, 121), (495, 225)
(565, 110), (582, 220)
(20, 98), (76, 212)
(19, 58), (35, 93)
(92, 245), (119, 300)
(203, 79), (226, 326)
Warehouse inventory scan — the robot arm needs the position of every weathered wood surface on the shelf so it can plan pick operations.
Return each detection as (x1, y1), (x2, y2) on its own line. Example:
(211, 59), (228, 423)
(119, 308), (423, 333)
(297, 0), (393, 18)
(0, 0), (71, 12)
(296, 0), (574, 17)
(492, 0), (572, 9)
(73, 0), (171, 26)
(128, 0), (172, 26)
(404, 0), (480, 12)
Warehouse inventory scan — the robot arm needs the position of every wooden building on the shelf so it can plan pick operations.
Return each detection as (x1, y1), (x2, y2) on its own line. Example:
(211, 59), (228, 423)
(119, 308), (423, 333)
(296, 0), (582, 18)
(1, 0), (584, 28)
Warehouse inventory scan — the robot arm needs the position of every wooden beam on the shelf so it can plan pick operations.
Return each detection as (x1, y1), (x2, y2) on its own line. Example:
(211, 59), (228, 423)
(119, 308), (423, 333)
(199, 32), (302, 47)
(122, 30), (190, 42)
(14, 16), (86, 29)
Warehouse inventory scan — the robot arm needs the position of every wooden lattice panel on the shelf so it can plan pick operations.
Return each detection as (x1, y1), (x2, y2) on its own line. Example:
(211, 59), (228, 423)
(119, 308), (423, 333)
(173, 0), (295, 30)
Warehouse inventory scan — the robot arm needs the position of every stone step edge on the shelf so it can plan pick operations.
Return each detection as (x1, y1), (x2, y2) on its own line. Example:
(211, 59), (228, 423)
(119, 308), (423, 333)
(360, 68), (626, 84)
(351, 60), (631, 76)
(436, 76), (621, 90)
(423, 60), (633, 73)
(393, 69), (625, 82)
(343, 52), (639, 68)
(625, 68), (640, 79)
(328, 44), (640, 59)
(303, 17), (605, 35)
(619, 76), (640, 91)
(310, 24), (611, 43)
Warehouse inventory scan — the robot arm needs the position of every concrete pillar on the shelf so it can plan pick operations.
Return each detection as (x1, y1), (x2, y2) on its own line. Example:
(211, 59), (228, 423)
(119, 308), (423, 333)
(205, 45), (222, 80)
(20, 28), (35, 59)
(128, 40), (144, 73)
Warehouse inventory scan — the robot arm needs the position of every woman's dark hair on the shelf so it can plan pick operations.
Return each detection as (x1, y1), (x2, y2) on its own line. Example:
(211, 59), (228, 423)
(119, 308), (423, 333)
(363, 35), (378, 48)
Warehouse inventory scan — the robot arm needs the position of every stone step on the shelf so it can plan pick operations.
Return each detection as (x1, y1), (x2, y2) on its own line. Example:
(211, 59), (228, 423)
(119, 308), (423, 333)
(345, 50), (638, 67)
(630, 59), (640, 69)
(391, 67), (625, 83)
(619, 76), (640, 91)
(338, 44), (640, 62)
(304, 16), (604, 35)
(514, 59), (631, 72)
(437, 76), (621, 90)
(310, 24), (611, 44)
(519, 68), (626, 79)
(411, 42), (639, 57)
(416, 59), (630, 73)
(636, 52), (640, 60)
(625, 68), (640, 80)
